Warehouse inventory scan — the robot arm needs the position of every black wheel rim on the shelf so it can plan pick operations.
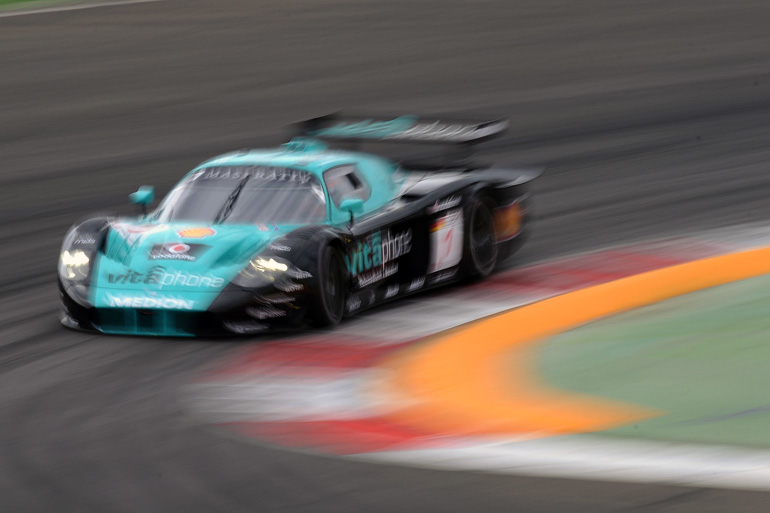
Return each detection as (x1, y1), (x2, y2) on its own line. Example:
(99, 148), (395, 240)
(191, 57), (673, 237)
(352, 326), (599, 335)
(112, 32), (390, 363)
(470, 201), (497, 274)
(324, 249), (344, 320)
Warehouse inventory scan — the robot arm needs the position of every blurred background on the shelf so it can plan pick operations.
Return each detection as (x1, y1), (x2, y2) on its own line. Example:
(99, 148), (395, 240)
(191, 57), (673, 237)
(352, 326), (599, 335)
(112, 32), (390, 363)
(2, 0), (770, 511)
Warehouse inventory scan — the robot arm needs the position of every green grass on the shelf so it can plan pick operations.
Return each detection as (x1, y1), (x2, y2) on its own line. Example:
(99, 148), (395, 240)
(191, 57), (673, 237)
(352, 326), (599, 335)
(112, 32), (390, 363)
(0, 0), (40, 5)
(0, 0), (71, 7)
(538, 274), (770, 447)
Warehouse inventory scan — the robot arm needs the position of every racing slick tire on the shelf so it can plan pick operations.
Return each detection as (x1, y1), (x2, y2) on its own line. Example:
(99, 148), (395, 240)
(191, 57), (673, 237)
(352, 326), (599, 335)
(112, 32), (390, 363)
(310, 244), (346, 327)
(462, 195), (498, 280)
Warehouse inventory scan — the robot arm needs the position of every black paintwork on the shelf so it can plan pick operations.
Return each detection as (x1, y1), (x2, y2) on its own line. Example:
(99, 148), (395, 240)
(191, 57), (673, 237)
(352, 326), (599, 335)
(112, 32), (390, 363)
(59, 133), (540, 336)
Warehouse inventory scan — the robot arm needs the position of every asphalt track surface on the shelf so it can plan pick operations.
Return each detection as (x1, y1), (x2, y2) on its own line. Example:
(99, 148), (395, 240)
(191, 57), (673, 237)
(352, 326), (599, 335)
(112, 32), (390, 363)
(2, 0), (770, 511)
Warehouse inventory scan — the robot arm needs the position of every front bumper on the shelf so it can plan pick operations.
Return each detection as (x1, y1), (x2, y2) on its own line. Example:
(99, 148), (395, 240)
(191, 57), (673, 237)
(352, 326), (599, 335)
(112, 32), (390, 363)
(59, 281), (309, 337)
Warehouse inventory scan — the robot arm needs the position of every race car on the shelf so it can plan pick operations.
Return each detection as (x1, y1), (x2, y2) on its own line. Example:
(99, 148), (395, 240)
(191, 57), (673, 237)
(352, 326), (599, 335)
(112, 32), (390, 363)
(58, 114), (541, 336)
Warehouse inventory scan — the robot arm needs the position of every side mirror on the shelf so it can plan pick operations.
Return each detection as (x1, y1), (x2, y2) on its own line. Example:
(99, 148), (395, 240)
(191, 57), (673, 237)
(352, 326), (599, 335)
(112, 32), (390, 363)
(340, 198), (364, 226)
(129, 186), (155, 216)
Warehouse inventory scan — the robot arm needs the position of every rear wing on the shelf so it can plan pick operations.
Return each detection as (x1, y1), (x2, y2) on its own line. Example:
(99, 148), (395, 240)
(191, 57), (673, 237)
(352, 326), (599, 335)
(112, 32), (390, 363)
(292, 113), (509, 170)
(293, 113), (508, 145)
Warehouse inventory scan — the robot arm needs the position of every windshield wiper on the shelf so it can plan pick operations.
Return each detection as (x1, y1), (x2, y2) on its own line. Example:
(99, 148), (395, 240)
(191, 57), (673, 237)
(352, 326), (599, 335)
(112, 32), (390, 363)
(214, 175), (251, 224)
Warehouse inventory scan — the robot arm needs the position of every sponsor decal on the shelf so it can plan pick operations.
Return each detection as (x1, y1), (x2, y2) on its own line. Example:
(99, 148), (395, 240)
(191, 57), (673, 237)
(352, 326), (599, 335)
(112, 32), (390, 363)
(431, 268), (458, 284)
(255, 224), (281, 232)
(255, 293), (296, 305)
(269, 243), (291, 252)
(427, 195), (462, 214)
(246, 306), (287, 320)
(107, 266), (165, 285)
(345, 228), (412, 288)
(286, 268), (312, 280)
(384, 284), (399, 299)
(356, 263), (398, 288)
(274, 279), (303, 293)
(406, 276), (425, 292)
(346, 295), (362, 313)
(105, 294), (195, 310)
(177, 227), (216, 239)
(493, 200), (523, 242)
(312, 117), (506, 143)
(392, 121), (504, 142)
(149, 243), (209, 262)
(223, 320), (268, 334)
(107, 266), (224, 289)
(190, 166), (313, 184)
(73, 236), (97, 245)
(429, 208), (464, 273)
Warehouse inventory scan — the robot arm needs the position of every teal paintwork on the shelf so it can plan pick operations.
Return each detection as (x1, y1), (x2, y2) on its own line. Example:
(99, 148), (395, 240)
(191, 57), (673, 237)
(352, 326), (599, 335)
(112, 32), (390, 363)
(181, 138), (404, 225)
(91, 223), (290, 311)
(129, 186), (155, 206)
(340, 198), (364, 214)
(308, 116), (417, 139)
(89, 138), (405, 318)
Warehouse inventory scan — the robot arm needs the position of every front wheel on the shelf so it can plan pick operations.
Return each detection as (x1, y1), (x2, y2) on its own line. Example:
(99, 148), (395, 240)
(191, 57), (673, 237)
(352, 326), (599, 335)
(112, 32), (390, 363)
(462, 195), (498, 280)
(310, 244), (346, 327)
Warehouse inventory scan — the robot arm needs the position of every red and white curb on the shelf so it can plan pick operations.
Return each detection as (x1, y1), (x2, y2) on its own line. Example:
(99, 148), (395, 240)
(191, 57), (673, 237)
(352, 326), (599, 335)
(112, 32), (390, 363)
(182, 226), (770, 489)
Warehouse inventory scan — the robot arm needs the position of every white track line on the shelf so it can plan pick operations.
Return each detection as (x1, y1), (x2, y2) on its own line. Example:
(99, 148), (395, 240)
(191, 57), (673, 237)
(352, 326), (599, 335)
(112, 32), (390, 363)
(0, 0), (161, 19)
(353, 436), (770, 491)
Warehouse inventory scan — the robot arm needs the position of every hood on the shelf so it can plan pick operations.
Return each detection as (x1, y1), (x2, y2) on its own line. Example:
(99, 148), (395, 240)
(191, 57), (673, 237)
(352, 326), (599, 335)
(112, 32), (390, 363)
(92, 221), (286, 294)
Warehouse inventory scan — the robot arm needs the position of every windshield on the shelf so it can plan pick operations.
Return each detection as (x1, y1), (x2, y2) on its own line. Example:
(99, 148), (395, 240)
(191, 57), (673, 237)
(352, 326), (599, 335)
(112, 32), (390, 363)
(154, 166), (328, 224)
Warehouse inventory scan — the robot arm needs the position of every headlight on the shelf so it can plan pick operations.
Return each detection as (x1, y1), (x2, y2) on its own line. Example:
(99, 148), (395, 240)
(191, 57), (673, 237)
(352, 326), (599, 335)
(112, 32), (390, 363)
(231, 256), (312, 289)
(58, 249), (91, 282)
(251, 257), (289, 272)
(231, 256), (289, 288)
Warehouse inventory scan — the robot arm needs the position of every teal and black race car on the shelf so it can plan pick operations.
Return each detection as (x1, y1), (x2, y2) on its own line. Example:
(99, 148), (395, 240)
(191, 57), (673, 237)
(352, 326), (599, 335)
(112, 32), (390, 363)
(58, 114), (541, 336)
